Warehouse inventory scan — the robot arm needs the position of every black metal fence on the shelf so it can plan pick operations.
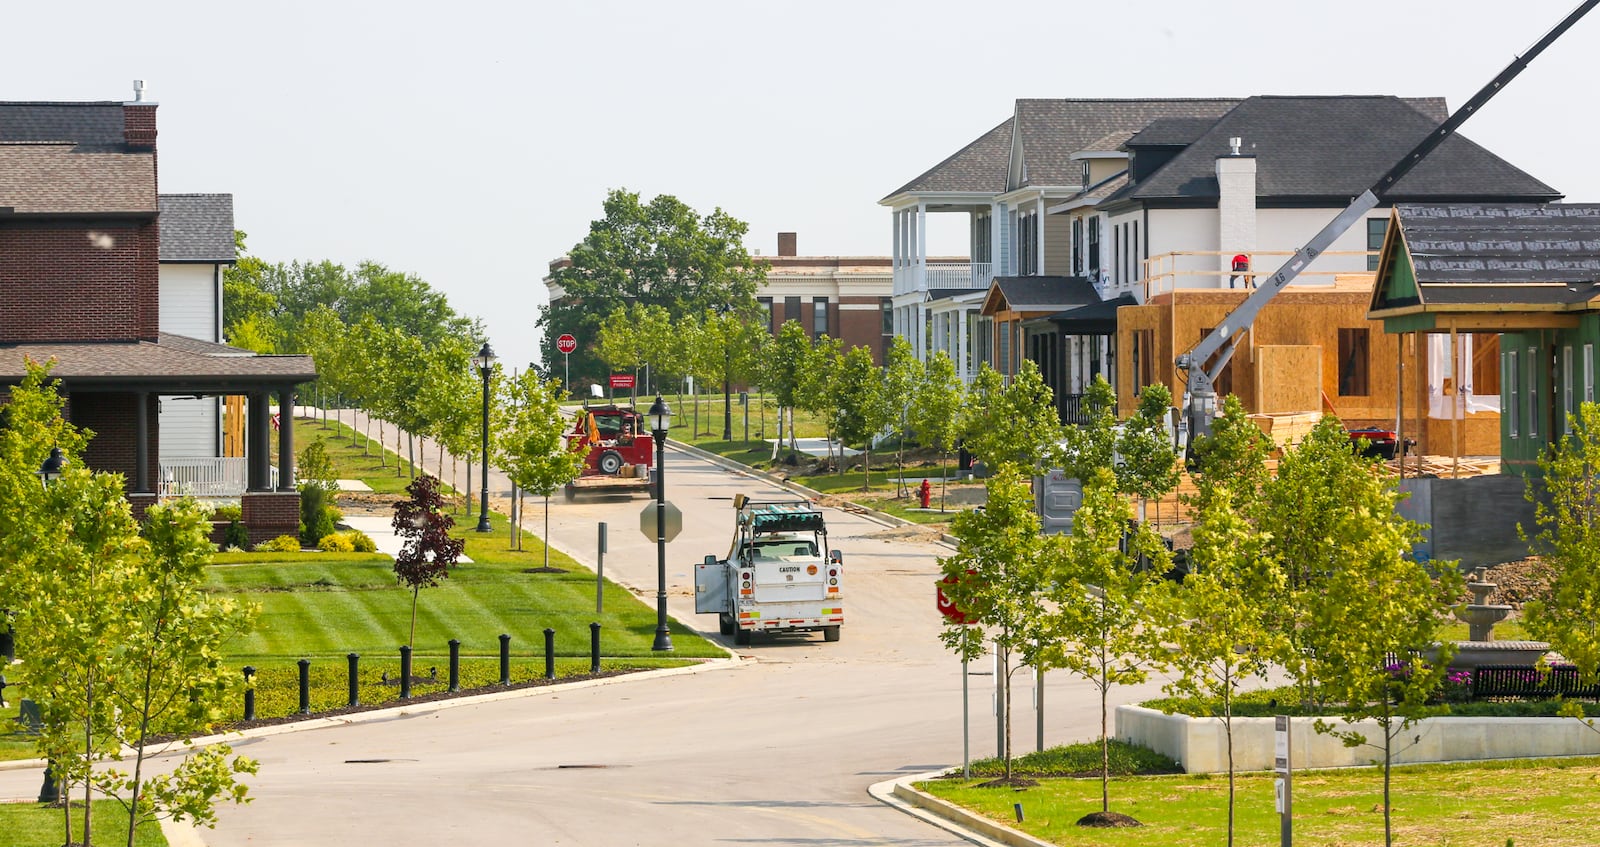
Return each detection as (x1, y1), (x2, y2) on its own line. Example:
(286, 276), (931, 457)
(1471, 664), (1600, 700)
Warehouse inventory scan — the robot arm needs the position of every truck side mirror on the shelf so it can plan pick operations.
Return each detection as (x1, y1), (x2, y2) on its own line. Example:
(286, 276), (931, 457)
(704, 555), (718, 566)
(830, 550), (843, 564)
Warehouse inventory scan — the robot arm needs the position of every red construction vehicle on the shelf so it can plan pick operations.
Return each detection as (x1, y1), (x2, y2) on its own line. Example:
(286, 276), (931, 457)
(562, 404), (655, 500)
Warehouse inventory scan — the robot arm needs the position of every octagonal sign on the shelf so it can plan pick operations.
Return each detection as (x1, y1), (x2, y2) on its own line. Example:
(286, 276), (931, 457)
(640, 501), (683, 542)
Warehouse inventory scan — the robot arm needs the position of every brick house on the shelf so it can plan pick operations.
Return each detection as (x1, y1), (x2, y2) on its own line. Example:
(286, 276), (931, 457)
(0, 93), (314, 542)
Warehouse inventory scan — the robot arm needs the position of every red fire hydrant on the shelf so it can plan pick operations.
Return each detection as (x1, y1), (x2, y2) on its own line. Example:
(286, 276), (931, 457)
(918, 478), (932, 509)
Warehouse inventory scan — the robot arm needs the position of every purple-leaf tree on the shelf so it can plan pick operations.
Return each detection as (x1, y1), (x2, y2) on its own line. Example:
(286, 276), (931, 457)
(392, 474), (465, 648)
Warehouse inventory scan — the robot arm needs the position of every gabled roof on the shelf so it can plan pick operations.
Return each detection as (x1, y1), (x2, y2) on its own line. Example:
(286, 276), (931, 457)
(882, 119), (1012, 199)
(1012, 99), (1241, 188)
(882, 98), (1240, 202)
(1040, 293), (1137, 335)
(1109, 96), (1558, 205)
(0, 333), (316, 391)
(982, 276), (1101, 315)
(0, 102), (156, 215)
(1371, 203), (1600, 317)
(160, 194), (236, 263)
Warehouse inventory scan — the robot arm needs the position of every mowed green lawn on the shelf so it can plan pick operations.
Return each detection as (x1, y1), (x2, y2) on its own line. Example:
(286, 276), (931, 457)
(921, 756), (1600, 847)
(0, 800), (167, 847)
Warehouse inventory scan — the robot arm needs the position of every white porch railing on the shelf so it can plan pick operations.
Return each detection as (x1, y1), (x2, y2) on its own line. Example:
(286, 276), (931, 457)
(926, 262), (992, 290)
(1141, 251), (1376, 300)
(159, 457), (280, 499)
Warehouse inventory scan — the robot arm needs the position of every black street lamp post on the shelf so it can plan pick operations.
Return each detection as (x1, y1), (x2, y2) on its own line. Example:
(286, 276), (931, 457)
(473, 343), (496, 533)
(648, 396), (673, 652)
(36, 446), (63, 805)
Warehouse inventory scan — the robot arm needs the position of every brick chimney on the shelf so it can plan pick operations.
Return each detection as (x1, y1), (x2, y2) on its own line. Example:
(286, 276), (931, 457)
(123, 80), (157, 150)
(777, 232), (797, 257)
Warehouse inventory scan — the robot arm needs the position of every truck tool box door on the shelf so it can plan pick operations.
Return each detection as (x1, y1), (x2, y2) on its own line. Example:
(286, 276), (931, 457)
(695, 562), (728, 614)
(751, 555), (827, 602)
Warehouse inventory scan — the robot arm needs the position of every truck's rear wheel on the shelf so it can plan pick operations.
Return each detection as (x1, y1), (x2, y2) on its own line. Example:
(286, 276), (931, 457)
(598, 450), (624, 475)
(718, 613), (734, 636)
(734, 627), (751, 646)
(823, 626), (841, 643)
(563, 482), (576, 502)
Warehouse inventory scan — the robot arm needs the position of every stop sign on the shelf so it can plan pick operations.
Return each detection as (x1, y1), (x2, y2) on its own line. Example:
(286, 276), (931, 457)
(640, 500), (683, 542)
(556, 334), (577, 354)
(937, 574), (976, 625)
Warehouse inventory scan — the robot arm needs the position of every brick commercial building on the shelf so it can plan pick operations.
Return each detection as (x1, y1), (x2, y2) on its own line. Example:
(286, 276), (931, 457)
(0, 89), (316, 541)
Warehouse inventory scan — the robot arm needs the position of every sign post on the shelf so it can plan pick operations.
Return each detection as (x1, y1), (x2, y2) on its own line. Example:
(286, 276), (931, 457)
(1275, 714), (1292, 846)
(609, 374), (636, 407)
(556, 334), (577, 393)
(938, 576), (976, 778)
(596, 522), (607, 614)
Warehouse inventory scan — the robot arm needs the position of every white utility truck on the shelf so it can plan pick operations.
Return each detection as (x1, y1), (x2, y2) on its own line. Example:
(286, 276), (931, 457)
(695, 494), (843, 645)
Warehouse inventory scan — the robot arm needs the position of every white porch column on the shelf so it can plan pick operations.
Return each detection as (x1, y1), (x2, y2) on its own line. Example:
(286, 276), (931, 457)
(1035, 197), (1045, 276)
(956, 308), (969, 383)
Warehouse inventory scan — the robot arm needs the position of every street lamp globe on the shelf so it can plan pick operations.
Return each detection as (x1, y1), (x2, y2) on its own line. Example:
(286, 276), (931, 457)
(473, 342), (496, 374)
(647, 395), (672, 436)
(37, 447), (64, 486)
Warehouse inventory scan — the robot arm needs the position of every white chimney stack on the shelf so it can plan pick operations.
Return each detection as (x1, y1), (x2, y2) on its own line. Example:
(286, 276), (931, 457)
(132, 80), (145, 102)
(1229, 136), (1242, 156)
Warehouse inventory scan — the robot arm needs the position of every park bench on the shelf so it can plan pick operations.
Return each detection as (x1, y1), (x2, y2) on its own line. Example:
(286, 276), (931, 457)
(1470, 664), (1600, 700)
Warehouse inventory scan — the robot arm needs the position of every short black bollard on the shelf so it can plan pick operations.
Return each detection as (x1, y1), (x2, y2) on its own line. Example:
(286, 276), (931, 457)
(38, 760), (59, 804)
(297, 659), (311, 715)
(544, 628), (556, 680)
(499, 633), (511, 686)
(589, 622), (601, 674)
(243, 666), (256, 722)
(399, 645), (412, 700)
(448, 639), (461, 693)
(347, 653), (360, 707)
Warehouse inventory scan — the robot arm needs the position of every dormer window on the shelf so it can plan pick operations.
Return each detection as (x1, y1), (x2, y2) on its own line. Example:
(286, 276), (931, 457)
(1081, 160), (1091, 191)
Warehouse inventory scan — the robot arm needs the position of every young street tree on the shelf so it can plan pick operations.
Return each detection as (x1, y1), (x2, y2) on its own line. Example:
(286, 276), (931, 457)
(764, 320), (811, 459)
(1523, 401), (1600, 681)
(538, 189), (765, 383)
(1042, 467), (1168, 820)
(961, 361), (1062, 472)
(908, 350), (964, 511)
(829, 345), (887, 490)
(938, 464), (1054, 783)
(1115, 383), (1180, 523)
(881, 336), (920, 495)
(392, 474), (467, 648)
(497, 371), (586, 570)
(1148, 483), (1282, 846)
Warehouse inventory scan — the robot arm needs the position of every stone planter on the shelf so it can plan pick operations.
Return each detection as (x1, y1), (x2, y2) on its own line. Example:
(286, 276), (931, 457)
(1116, 705), (1600, 773)
(1426, 640), (1550, 670)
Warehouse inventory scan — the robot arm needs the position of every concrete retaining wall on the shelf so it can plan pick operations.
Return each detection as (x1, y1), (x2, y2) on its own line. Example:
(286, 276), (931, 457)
(1117, 705), (1600, 773)
(1399, 474), (1539, 566)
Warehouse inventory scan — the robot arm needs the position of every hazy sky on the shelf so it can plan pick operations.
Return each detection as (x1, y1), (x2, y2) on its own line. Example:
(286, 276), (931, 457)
(7, 1), (1598, 372)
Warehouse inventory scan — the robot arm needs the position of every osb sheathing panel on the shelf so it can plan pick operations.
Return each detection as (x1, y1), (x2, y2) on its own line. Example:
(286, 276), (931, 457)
(1256, 346), (1321, 413)
(1118, 288), (1400, 421)
(1423, 413), (1501, 457)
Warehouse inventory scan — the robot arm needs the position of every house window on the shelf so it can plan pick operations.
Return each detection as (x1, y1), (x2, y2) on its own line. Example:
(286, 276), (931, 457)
(758, 297), (774, 333)
(812, 297), (829, 339)
(1087, 218), (1101, 275)
(1587, 343), (1595, 404)
(1081, 160), (1091, 191)
(1564, 345), (1574, 435)
(1113, 227), (1122, 286)
(880, 298), (893, 337)
(1367, 218), (1387, 271)
(1508, 350), (1519, 437)
(784, 296), (800, 328)
(1016, 212), (1039, 276)
(1528, 346), (1539, 440)
(1072, 218), (1084, 276)
(1338, 329), (1370, 396)
(1132, 221), (1140, 283)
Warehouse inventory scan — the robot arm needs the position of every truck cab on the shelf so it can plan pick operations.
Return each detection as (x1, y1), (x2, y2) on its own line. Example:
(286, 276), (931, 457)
(695, 495), (843, 645)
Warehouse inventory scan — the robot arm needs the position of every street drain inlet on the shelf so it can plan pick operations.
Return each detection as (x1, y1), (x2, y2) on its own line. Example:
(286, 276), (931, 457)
(344, 758), (418, 764)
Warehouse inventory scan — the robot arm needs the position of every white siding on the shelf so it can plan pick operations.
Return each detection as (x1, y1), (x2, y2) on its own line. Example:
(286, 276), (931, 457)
(159, 263), (219, 341)
(159, 396), (220, 458)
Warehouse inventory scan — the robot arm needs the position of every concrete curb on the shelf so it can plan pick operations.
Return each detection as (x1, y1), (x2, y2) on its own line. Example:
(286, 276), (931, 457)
(867, 770), (1055, 847)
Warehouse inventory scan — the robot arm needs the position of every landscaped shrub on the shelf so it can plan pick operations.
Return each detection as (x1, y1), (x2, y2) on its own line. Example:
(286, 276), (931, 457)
(211, 503), (243, 522)
(319, 532), (356, 553)
(255, 534), (301, 553)
(347, 530), (377, 553)
(299, 483), (338, 544)
(223, 520), (250, 551)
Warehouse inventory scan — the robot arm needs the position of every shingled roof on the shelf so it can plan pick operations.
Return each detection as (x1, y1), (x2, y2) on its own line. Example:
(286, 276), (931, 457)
(1109, 96), (1558, 205)
(882, 98), (1240, 202)
(0, 102), (156, 215)
(160, 194), (236, 263)
(0, 333), (316, 391)
(983, 276), (1101, 314)
(0, 102), (127, 148)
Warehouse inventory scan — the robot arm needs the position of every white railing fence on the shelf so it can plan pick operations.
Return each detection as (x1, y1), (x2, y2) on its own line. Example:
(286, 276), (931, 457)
(159, 457), (281, 499)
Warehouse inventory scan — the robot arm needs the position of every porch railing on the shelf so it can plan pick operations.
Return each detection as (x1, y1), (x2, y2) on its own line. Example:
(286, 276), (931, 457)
(926, 262), (993, 290)
(159, 457), (280, 499)
(1058, 393), (1093, 427)
(1141, 250), (1376, 300)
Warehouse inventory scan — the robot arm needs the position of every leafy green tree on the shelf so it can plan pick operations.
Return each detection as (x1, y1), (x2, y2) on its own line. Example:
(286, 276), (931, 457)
(797, 335), (843, 468)
(763, 320), (811, 459)
(497, 371), (585, 570)
(538, 189), (765, 382)
(937, 464), (1055, 782)
(1041, 467), (1167, 814)
(1055, 375), (1117, 481)
(392, 475), (466, 648)
(830, 346), (886, 489)
(1147, 483), (1282, 845)
(909, 350), (964, 510)
(1115, 383), (1180, 523)
(1187, 394), (1273, 515)
(881, 336), (920, 495)
(1523, 401), (1600, 681)
(961, 360), (1061, 471)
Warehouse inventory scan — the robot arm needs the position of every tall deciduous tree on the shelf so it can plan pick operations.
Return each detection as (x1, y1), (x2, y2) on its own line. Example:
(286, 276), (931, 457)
(937, 464), (1054, 783)
(1042, 467), (1167, 816)
(829, 345), (886, 489)
(538, 189), (764, 383)
(764, 320), (811, 459)
(497, 371), (585, 570)
(392, 475), (466, 648)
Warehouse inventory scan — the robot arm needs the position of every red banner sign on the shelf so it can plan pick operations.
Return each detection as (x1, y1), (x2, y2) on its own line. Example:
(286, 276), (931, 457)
(609, 374), (636, 389)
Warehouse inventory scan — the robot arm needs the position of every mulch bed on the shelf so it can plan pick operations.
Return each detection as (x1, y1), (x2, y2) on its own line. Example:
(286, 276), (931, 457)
(1077, 811), (1142, 827)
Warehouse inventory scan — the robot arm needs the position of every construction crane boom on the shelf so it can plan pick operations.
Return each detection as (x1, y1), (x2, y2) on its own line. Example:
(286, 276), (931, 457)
(1179, 0), (1598, 445)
